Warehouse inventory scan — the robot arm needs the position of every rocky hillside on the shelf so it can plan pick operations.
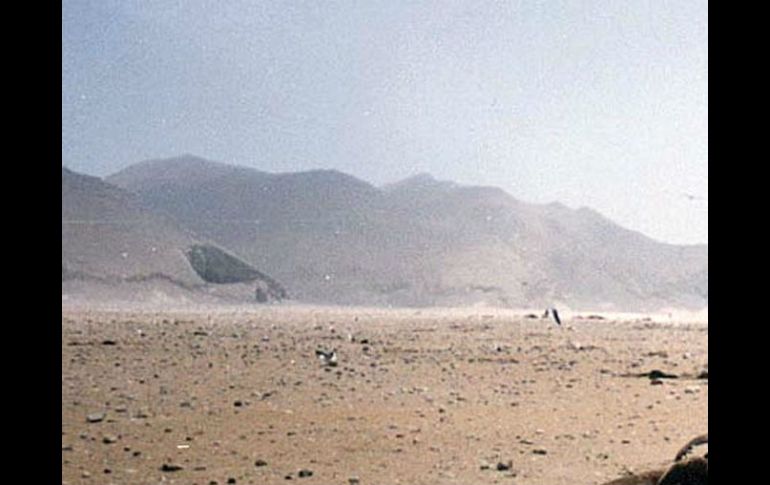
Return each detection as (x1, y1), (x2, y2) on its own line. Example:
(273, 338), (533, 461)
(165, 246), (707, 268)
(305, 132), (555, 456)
(62, 167), (286, 303)
(106, 155), (708, 311)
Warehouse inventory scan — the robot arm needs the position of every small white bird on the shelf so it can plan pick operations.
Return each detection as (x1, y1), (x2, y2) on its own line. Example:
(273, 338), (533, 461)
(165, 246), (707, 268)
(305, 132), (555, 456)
(315, 349), (338, 367)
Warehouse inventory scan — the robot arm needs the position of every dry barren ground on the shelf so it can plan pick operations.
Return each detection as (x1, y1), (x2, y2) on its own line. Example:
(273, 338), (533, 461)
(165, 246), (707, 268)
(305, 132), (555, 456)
(61, 305), (707, 485)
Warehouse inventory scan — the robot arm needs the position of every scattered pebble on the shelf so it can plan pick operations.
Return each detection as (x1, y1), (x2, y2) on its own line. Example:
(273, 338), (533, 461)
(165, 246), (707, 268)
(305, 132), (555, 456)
(86, 413), (105, 423)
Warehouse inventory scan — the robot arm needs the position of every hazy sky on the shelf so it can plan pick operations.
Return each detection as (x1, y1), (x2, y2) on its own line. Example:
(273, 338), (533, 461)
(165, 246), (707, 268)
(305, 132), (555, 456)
(62, 0), (708, 245)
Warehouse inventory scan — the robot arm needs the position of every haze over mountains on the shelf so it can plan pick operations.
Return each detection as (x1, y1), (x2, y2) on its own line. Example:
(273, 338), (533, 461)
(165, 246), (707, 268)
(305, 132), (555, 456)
(91, 155), (708, 311)
(62, 166), (286, 304)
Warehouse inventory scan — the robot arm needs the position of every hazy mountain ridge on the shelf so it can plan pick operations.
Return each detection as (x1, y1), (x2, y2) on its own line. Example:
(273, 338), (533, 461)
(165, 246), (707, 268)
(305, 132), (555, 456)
(62, 166), (287, 303)
(104, 155), (707, 311)
(62, 167), (203, 285)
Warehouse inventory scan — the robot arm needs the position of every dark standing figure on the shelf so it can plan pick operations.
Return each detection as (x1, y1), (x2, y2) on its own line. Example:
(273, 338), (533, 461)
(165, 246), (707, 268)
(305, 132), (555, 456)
(549, 307), (561, 326)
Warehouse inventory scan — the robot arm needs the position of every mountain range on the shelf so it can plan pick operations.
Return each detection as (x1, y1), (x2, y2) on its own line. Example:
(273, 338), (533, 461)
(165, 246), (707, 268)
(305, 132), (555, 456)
(81, 154), (709, 311)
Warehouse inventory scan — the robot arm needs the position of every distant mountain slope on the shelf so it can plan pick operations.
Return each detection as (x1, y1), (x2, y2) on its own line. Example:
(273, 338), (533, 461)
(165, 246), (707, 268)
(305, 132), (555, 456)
(106, 156), (707, 311)
(62, 167), (286, 302)
(62, 166), (204, 285)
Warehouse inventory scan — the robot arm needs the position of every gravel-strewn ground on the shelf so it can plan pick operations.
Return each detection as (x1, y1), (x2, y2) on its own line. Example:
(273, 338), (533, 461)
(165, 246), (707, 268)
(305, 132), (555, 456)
(61, 305), (707, 485)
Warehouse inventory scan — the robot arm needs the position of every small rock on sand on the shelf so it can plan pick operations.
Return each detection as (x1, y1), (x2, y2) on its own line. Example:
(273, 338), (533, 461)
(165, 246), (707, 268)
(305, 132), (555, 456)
(86, 413), (105, 423)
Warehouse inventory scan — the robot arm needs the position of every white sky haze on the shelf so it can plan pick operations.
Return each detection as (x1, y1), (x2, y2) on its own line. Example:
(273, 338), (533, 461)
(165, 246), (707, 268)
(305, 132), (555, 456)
(62, 0), (708, 245)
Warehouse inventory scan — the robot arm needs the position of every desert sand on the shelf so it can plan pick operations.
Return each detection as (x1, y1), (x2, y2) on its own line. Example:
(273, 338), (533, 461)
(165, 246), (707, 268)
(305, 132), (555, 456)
(61, 304), (707, 485)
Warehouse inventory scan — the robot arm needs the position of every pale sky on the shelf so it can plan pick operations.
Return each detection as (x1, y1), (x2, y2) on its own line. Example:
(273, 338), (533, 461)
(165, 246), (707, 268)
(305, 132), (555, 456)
(62, 0), (708, 245)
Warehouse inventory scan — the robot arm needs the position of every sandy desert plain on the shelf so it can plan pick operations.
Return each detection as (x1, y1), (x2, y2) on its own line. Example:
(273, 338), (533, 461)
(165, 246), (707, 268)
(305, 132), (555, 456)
(61, 303), (707, 485)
